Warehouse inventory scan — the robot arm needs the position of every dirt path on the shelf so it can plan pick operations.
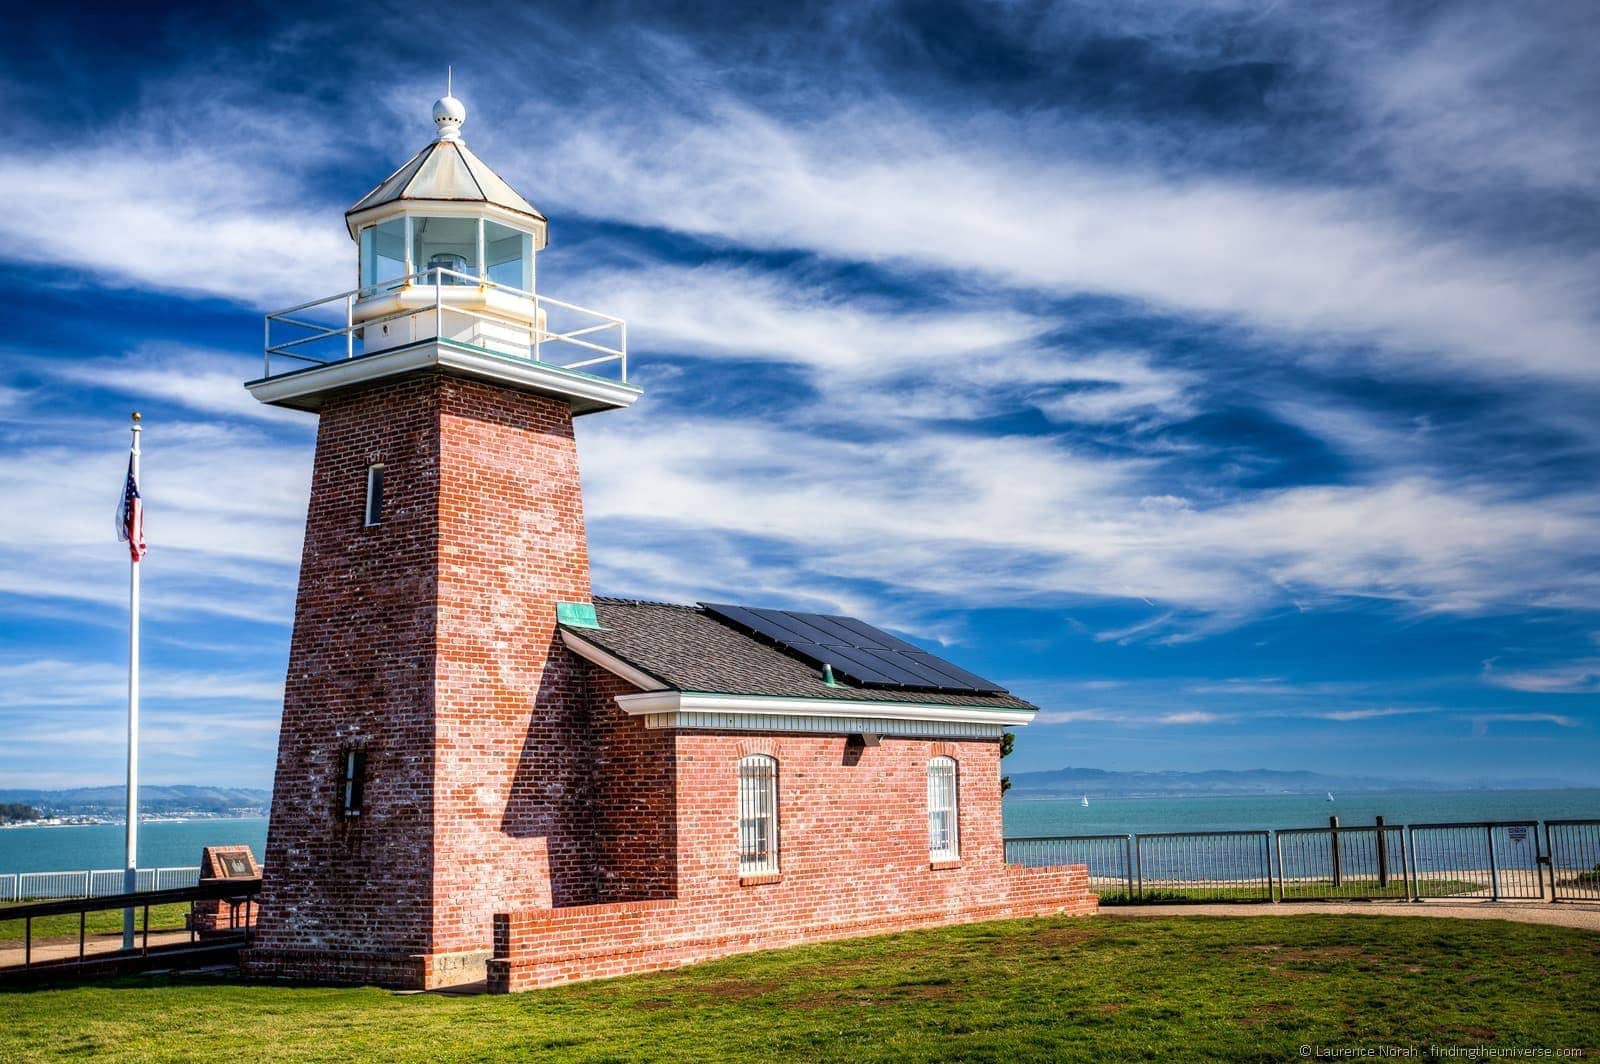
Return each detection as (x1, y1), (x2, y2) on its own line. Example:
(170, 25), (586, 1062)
(1097, 899), (1600, 932)
(0, 929), (194, 968)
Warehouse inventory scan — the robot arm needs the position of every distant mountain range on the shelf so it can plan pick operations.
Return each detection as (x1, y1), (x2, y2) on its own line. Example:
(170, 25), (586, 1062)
(0, 785), (270, 819)
(4, 769), (1587, 818)
(1007, 766), (1586, 799)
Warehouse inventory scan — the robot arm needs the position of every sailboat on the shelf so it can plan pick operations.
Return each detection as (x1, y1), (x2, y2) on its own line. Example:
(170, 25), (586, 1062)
(1081, 794), (1090, 808)
(1326, 791), (1336, 802)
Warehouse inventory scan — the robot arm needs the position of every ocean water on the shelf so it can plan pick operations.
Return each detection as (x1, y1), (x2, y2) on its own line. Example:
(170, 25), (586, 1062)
(3, 789), (1598, 876)
(0, 819), (269, 875)
(1002, 788), (1600, 838)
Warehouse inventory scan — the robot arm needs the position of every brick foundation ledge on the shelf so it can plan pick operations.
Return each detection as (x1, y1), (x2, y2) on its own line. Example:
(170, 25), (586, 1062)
(488, 865), (1096, 993)
(242, 946), (492, 990)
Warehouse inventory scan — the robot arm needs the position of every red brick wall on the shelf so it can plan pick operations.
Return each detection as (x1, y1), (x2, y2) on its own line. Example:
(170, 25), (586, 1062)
(488, 688), (1097, 992)
(247, 377), (443, 970)
(246, 375), (600, 985)
(430, 380), (597, 953)
(589, 671), (677, 902)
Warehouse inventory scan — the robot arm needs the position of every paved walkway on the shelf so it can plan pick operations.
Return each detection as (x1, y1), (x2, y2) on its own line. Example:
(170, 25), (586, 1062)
(1098, 900), (1600, 932)
(0, 928), (194, 969)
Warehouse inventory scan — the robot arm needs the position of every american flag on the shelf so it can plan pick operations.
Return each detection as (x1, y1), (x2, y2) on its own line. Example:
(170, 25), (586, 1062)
(116, 456), (146, 562)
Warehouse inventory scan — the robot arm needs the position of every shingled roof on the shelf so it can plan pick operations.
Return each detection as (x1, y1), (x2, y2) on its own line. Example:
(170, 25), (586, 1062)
(562, 598), (1037, 711)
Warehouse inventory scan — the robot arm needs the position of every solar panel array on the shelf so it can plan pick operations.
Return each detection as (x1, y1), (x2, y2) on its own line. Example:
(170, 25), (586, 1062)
(700, 602), (1006, 695)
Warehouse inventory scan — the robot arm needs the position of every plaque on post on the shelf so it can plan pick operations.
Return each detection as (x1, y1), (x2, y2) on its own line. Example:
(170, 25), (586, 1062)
(188, 845), (262, 937)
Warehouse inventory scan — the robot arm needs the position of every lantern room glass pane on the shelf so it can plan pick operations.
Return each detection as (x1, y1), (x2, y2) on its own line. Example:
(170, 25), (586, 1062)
(412, 216), (479, 285)
(359, 217), (407, 294)
(485, 220), (532, 292)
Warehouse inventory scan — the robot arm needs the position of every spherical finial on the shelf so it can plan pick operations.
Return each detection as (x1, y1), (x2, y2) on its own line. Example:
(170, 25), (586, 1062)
(131, 411), (142, 423)
(433, 95), (465, 141)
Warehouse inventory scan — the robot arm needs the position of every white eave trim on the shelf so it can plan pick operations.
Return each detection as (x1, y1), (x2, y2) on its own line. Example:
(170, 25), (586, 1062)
(246, 340), (641, 414)
(615, 690), (1036, 728)
(560, 630), (669, 692)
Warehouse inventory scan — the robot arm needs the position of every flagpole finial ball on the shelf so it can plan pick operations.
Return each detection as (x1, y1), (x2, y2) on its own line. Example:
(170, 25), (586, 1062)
(132, 411), (142, 422)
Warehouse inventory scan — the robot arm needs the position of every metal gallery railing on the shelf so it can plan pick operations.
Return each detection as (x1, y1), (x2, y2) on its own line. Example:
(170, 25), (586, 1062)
(1005, 816), (1600, 904)
(261, 267), (627, 383)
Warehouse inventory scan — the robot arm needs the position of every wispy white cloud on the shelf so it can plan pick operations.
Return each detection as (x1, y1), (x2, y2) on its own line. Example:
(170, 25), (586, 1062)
(0, 659), (283, 709)
(1158, 711), (1223, 725)
(583, 413), (1600, 622)
(1483, 660), (1600, 695)
(1465, 712), (1581, 738)
(517, 97), (1600, 385)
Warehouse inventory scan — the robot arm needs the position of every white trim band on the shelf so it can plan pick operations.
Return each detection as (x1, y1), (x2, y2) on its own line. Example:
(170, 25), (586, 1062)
(616, 690), (1036, 728)
(641, 711), (1006, 739)
(560, 630), (667, 692)
(246, 339), (641, 415)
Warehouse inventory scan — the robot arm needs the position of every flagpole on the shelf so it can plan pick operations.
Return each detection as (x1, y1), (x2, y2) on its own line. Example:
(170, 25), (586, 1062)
(123, 411), (142, 950)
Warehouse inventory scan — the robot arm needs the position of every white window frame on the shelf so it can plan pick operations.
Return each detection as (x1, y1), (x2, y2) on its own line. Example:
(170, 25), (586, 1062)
(928, 756), (959, 861)
(737, 754), (779, 876)
(364, 464), (385, 527)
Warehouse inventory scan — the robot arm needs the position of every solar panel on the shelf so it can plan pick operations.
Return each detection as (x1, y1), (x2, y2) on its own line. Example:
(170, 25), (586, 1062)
(700, 602), (1006, 694)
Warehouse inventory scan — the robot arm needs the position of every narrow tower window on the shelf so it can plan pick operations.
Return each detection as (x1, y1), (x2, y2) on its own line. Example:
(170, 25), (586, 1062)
(928, 756), (959, 860)
(341, 748), (367, 818)
(737, 755), (779, 876)
(364, 465), (385, 526)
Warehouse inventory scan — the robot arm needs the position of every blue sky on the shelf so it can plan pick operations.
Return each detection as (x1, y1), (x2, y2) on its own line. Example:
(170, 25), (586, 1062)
(1, 0), (1598, 791)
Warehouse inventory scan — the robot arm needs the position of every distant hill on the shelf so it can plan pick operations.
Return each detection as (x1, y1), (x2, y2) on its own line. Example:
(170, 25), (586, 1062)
(1007, 766), (1583, 799)
(0, 785), (269, 818)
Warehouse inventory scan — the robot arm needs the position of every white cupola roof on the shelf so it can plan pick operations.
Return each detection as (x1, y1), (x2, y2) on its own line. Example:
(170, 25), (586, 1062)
(344, 92), (547, 241)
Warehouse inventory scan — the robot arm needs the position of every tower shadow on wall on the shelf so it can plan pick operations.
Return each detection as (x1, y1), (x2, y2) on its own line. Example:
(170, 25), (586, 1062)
(498, 632), (599, 908)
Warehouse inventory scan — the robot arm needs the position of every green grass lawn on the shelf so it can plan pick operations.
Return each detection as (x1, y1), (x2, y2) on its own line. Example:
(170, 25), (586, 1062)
(0, 903), (192, 943)
(2, 914), (1597, 1062)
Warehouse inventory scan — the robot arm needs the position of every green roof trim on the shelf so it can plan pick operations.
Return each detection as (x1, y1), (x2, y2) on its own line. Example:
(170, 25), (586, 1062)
(556, 602), (602, 629)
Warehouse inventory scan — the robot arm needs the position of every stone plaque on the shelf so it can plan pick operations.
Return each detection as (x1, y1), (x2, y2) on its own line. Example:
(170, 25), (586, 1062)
(200, 844), (261, 880)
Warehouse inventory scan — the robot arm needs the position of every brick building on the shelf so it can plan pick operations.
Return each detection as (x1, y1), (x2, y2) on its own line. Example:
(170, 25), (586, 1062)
(241, 92), (1093, 992)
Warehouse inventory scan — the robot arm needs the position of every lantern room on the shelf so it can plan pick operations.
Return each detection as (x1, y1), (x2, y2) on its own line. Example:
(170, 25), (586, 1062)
(250, 90), (637, 417)
(346, 95), (547, 296)
(343, 92), (549, 357)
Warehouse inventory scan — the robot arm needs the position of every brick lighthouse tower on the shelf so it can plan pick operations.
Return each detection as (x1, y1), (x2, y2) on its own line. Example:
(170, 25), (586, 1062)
(242, 90), (639, 989)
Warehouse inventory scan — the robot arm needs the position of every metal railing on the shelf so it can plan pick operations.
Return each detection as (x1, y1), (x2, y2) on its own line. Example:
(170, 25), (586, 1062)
(1547, 820), (1600, 902)
(1005, 815), (1600, 904)
(0, 878), (260, 976)
(1006, 834), (1135, 898)
(1135, 830), (1275, 902)
(1, 867), (200, 903)
(262, 267), (627, 383)
(1277, 823), (1409, 901)
(1408, 821), (1542, 901)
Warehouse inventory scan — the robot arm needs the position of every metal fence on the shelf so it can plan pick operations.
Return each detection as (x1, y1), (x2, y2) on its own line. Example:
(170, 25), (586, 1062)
(1547, 820), (1600, 902)
(0, 867), (200, 904)
(1005, 815), (1600, 905)
(1007, 834), (1135, 897)
(1278, 823), (1409, 901)
(1135, 831), (1275, 902)
(1408, 822), (1542, 900)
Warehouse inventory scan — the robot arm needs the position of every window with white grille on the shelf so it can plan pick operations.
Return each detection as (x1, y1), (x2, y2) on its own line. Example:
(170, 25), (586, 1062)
(928, 756), (959, 860)
(738, 755), (779, 875)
